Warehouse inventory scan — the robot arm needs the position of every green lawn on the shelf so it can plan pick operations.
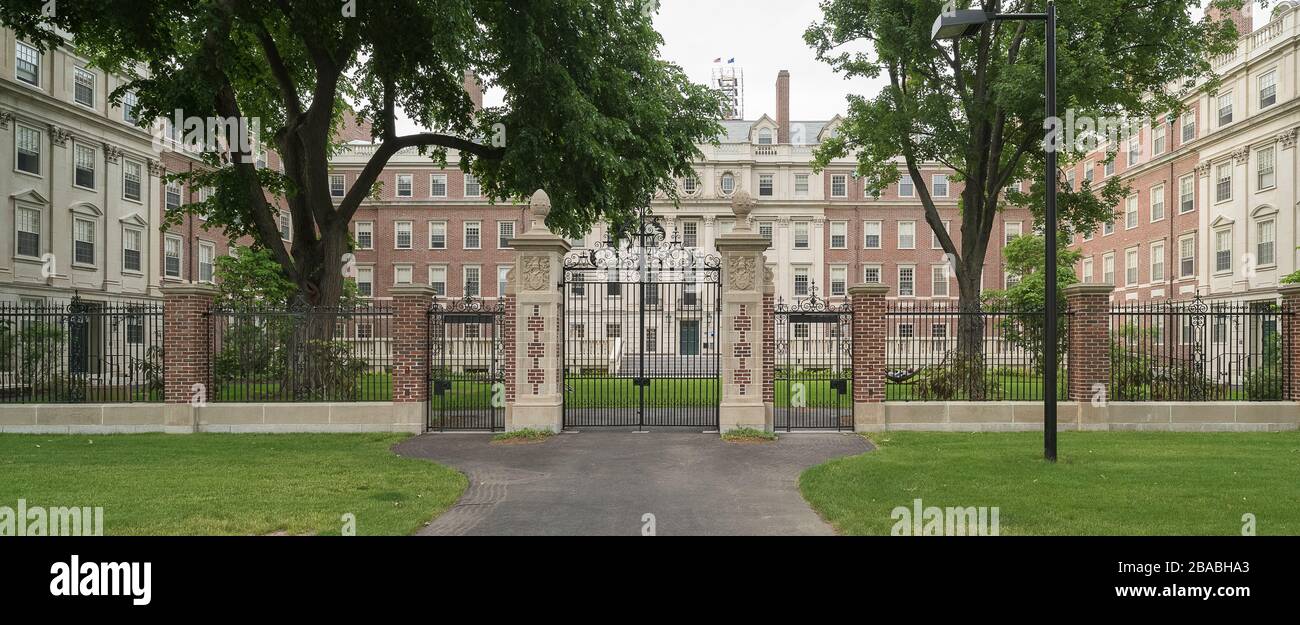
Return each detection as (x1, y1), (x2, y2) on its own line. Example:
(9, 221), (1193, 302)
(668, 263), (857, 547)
(0, 434), (466, 535)
(885, 370), (1067, 401)
(564, 377), (718, 407)
(801, 431), (1300, 535)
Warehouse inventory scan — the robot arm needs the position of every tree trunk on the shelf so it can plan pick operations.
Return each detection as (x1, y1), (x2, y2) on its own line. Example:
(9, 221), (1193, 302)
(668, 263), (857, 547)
(956, 268), (987, 401)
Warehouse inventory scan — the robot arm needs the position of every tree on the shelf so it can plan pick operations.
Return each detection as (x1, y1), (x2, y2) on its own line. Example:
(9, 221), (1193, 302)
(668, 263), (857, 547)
(2, 0), (724, 306)
(982, 231), (1080, 375)
(805, 0), (1241, 396)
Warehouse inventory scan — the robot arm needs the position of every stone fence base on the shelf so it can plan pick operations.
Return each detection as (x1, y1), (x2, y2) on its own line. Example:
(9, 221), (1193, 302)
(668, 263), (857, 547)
(0, 403), (423, 434)
(856, 402), (1300, 433)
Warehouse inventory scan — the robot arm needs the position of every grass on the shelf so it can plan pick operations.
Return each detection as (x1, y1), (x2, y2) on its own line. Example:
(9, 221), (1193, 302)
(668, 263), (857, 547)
(885, 370), (1067, 401)
(721, 427), (778, 443)
(564, 377), (718, 407)
(491, 428), (555, 444)
(800, 431), (1300, 535)
(0, 434), (467, 535)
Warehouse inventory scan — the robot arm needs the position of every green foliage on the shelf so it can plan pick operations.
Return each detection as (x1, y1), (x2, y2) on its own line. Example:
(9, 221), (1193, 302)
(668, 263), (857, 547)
(805, 0), (1242, 300)
(2, 0), (725, 305)
(721, 427), (778, 442)
(492, 428), (556, 443)
(982, 232), (1079, 372)
(1282, 249), (1300, 284)
(1241, 332), (1284, 401)
(1109, 323), (1214, 401)
(214, 245), (297, 307)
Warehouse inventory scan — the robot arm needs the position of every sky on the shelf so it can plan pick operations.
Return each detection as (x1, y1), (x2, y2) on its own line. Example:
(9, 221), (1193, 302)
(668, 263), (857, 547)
(397, 0), (1269, 133)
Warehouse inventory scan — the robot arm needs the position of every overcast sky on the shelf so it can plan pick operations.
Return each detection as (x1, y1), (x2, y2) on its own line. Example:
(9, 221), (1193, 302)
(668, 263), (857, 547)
(397, 0), (1266, 133)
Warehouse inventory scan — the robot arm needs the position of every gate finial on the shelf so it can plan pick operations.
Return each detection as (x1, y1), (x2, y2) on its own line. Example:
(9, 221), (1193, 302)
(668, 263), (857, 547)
(730, 189), (756, 230)
(528, 188), (551, 233)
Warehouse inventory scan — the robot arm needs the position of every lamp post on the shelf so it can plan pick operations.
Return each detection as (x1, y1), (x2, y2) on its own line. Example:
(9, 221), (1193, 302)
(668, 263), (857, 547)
(933, 2), (1059, 461)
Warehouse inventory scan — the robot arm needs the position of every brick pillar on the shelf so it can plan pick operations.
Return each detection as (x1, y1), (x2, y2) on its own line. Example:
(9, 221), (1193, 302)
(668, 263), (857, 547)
(161, 284), (218, 433)
(504, 189), (569, 433)
(716, 190), (773, 433)
(1281, 285), (1300, 402)
(849, 283), (889, 431)
(761, 281), (776, 426)
(1065, 283), (1115, 429)
(389, 285), (435, 432)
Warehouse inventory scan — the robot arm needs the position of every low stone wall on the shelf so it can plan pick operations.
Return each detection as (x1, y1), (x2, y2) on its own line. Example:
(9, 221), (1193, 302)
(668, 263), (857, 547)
(0, 402), (423, 434)
(857, 402), (1300, 433)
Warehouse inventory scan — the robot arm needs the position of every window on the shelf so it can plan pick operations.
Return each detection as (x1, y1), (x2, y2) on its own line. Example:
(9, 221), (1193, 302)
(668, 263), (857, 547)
(606, 323), (622, 339)
(897, 221), (915, 249)
(682, 221), (699, 247)
(1259, 70), (1277, 109)
(1179, 175), (1194, 214)
(863, 264), (881, 284)
(1104, 157), (1115, 177)
(1257, 147), (1275, 190)
(356, 266), (373, 297)
(757, 128), (773, 145)
(1066, 171), (1076, 191)
(15, 42), (39, 86)
(1181, 112), (1195, 142)
(898, 175), (914, 197)
(933, 221), (951, 249)
(120, 160), (142, 201)
(1127, 135), (1141, 166)
(1214, 228), (1232, 273)
(428, 221), (445, 249)
(430, 174), (447, 197)
(1215, 163), (1232, 203)
(863, 221), (881, 249)
(931, 174), (949, 197)
(1150, 185), (1165, 222)
(117, 227), (142, 273)
(164, 235), (182, 278)
(1257, 219), (1276, 266)
(794, 174), (809, 196)
(830, 266), (847, 296)
(73, 143), (95, 189)
(73, 67), (95, 107)
(16, 206), (40, 258)
(897, 323), (914, 340)
(1102, 253), (1115, 284)
(464, 221), (481, 249)
(683, 176), (698, 195)
(394, 265), (413, 285)
(1103, 220), (1115, 236)
(1082, 258), (1094, 283)
(15, 125), (40, 175)
(1217, 92), (1233, 126)
(1084, 161), (1095, 183)
(569, 272), (586, 296)
(395, 221), (413, 249)
(721, 173), (735, 195)
(345, 221), (369, 250)
(255, 149), (268, 170)
(758, 174), (774, 196)
(1125, 248), (1139, 285)
(1179, 235), (1195, 278)
(73, 218), (95, 266)
(1152, 124), (1165, 156)
(793, 267), (810, 296)
(759, 222), (773, 241)
(464, 174), (481, 197)
(498, 221), (515, 249)
(831, 174), (847, 197)
(396, 174), (413, 197)
(830, 221), (847, 249)
(1150, 241), (1165, 282)
(1005, 221), (1022, 246)
(793, 221), (809, 249)
(428, 266), (447, 296)
(198, 242), (215, 283)
(931, 265), (949, 297)
(121, 91), (139, 125)
(497, 266), (511, 298)
(166, 181), (182, 210)
(898, 266), (915, 297)
(329, 174), (345, 197)
(645, 328), (658, 353)
(279, 212), (292, 241)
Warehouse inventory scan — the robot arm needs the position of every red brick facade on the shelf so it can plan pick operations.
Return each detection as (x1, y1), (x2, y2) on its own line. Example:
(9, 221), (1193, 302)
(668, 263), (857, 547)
(731, 302), (754, 395)
(389, 287), (433, 403)
(850, 284), (889, 403)
(161, 285), (218, 404)
(762, 292), (775, 404)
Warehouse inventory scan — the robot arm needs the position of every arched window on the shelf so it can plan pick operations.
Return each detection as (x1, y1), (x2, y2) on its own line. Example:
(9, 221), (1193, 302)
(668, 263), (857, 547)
(720, 173), (735, 196)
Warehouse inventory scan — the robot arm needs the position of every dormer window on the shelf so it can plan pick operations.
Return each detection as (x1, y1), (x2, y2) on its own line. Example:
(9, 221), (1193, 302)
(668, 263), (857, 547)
(757, 128), (773, 145)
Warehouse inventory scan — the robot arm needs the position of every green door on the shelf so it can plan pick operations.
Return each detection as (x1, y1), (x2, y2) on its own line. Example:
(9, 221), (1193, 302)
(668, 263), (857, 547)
(679, 320), (699, 356)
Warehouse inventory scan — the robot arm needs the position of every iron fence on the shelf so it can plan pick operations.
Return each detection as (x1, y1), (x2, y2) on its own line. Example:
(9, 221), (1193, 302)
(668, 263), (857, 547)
(1109, 297), (1292, 401)
(0, 297), (163, 403)
(207, 301), (394, 402)
(884, 302), (1068, 401)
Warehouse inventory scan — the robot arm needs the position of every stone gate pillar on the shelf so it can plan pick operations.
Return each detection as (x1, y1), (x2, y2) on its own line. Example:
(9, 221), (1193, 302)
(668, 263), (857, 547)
(161, 283), (219, 433)
(849, 283), (889, 431)
(715, 190), (773, 433)
(390, 284), (436, 433)
(505, 189), (570, 432)
(1065, 282), (1114, 428)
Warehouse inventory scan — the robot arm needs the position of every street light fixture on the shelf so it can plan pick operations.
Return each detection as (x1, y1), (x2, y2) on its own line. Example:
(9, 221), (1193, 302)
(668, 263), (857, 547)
(933, 2), (1059, 462)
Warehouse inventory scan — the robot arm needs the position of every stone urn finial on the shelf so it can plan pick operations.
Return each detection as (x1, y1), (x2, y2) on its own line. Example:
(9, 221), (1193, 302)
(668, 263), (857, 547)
(730, 189), (756, 231)
(528, 188), (551, 233)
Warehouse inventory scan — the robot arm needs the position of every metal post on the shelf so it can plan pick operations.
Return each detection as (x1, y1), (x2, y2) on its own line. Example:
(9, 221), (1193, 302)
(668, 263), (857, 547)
(1043, 1), (1058, 462)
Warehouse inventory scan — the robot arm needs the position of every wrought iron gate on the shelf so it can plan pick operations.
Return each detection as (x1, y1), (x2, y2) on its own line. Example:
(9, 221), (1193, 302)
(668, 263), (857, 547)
(426, 297), (505, 431)
(774, 283), (853, 430)
(561, 219), (721, 429)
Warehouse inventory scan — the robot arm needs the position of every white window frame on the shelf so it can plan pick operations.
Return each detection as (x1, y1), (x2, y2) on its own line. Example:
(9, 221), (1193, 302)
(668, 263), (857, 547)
(1214, 228), (1232, 274)
(897, 221), (916, 250)
(428, 265), (447, 297)
(1082, 258), (1094, 283)
(120, 226), (142, 274)
(863, 221), (881, 249)
(329, 174), (346, 198)
(792, 221), (810, 250)
(830, 174), (847, 198)
(1257, 146), (1276, 191)
(897, 265), (916, 297)
(14, 124), (41, 176)
(395, 221), (413, 250)
(72, 217), (96, 268)
(15, 41), (40, 87)
(1215, 163), (1232, 203)
(931, 265), (949, 297)
(1152, 124), (1166, 156)
(198, 241), (216, 284)
(829, 221), (847, 249)
(1149, 184), (1165, 223)
(1178, 174), (1194, 214)
(1179, 234), (1196, 278)
(1150, 241), (1165, 282)
(73, 66), (96, 108)
(1258, 69), (1277, 109)
(793, 266), (810, 297)
(1181, 112), (1196, 142)
(1217, 92), (1233, 126)
(1004, 221), (1022, 247)
(355, 221), (373, 250)
(758, 173), (774, 197)
(931, 174), (949, 197)
(898, 174), (914, 197)
(794, 173), (809, 196)
(1102, 253), (1115, 285)
(933, 220), (951, 249)
(355, 266), (374, 297)
(464, 174), (482, 197)
(497, 265), (512, 298)
(1125, 195), (1138, 230)
(73, 142), (96, 190)
(430, 173), (448, 198)
(428, 221), (446, 249)
(463, 221), (482, 250)
(498, 220), (516, 249)
(463, 265), (482, 297)
(395, 174), (413, 198)
(1256, 218), (1276, 267)
(164, 234), (183, 278)
(1125, 247), (1139, 286)
(863, 264), (881, 284)
(829, 265), (848, 296)
(393, 264), (414, 285)
(122, 159), (143, 203)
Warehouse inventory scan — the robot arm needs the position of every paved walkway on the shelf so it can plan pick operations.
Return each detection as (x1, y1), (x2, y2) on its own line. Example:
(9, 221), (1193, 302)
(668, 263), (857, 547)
(393, 430), (872, 536)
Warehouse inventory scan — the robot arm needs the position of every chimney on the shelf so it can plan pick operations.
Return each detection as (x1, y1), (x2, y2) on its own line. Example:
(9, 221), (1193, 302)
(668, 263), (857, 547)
(775, 70), (791, 144)
(463, 71), (484, 112)
(1207, 2), (1253, 37)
